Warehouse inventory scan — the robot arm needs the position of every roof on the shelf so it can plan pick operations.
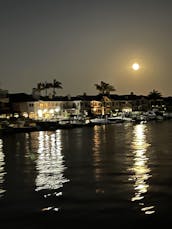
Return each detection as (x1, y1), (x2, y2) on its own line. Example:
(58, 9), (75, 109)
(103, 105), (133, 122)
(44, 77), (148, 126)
(9, 93), (37, 102)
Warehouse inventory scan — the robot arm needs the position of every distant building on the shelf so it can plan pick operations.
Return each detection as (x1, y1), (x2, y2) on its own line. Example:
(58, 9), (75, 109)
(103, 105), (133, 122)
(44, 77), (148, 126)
(10, 93), (89, 120)
(6, 92), (170, 120)
(0, 89), (10, 116)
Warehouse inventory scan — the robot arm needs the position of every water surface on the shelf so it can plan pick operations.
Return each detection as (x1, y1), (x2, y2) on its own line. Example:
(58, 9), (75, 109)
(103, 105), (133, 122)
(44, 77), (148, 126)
(0, 121), (172, 227)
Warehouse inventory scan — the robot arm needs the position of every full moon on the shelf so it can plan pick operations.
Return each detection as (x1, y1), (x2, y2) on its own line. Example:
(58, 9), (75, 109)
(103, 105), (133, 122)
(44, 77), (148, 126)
(132, 63), (140, 71)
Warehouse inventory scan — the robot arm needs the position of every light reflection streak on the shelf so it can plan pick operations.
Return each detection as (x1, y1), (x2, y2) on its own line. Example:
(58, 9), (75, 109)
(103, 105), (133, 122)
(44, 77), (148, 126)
(129, 124), (155, 215)
(92, 125), (104, 194)
(0, 138), (6, 197)
(35, 130), (69, 211)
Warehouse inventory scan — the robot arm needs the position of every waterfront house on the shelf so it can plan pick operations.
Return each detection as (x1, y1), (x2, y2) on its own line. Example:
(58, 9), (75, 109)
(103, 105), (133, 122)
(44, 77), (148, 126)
(10, 93), (89, 121)
(7, 92), (170, 122)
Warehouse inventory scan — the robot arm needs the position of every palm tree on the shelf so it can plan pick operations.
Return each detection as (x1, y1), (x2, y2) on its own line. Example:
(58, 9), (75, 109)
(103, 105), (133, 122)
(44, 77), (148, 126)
(105, 85), (116, 95)
(148, 89), (162, 109)
(44, 81), (53, 97)
(148, 89), (162, 99)
(94, 81), (115, 95)
(52, 79), (63, 97)
(37, 82), (44, 91)
(36, 80), (62, 97)
(36, 82), (45, 96)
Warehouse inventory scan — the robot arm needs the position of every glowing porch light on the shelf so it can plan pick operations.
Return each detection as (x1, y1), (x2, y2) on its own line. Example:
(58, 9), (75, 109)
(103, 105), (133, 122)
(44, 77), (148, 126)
(49, 109), (54, 114)
(38, 109), (43, 118)
(14, 113), (19, 118)
(55, 107), (60, 112)
(122, 108), (132, 113)
(93, 108), (97, 112)
(23, 112), (28, 118)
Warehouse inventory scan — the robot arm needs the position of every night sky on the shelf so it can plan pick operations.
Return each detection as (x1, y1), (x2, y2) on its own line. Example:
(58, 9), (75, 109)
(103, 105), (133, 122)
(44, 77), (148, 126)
(1, 0), (172, 96)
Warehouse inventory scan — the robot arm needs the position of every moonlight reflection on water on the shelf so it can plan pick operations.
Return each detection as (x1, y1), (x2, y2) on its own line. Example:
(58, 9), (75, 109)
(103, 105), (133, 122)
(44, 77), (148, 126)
(129, 124), (155, 215)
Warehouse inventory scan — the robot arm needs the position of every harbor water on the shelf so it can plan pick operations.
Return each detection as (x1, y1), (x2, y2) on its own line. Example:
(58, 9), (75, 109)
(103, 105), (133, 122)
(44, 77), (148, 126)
(0, 120), (172, 228)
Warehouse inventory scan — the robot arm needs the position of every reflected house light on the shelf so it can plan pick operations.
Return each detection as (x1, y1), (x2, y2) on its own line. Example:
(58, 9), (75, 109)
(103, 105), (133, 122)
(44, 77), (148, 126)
(35, 131), (69, 193)
(141, 206), (155, 214)
(129, 124), (155, 214)
(93, 125), (104, 194)
(0, 139), (6, 197)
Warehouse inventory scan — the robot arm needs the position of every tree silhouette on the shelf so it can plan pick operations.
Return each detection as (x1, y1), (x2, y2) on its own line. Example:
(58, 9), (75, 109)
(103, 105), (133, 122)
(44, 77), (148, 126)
(148, 89), (162, 100)
(52, 79), (63, 97)
(148, 89), (162, 108)
(44, 81), (50, 96)
(94, 81), (115, 95)
(36, 80), (63, 97)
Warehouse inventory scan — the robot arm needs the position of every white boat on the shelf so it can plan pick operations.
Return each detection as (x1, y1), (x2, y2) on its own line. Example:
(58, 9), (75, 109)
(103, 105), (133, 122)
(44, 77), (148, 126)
(90, 117), (108, 124)
(144, 111), (157, 120)
(107, 116), (125, 123)
(108, 115), (132, 123)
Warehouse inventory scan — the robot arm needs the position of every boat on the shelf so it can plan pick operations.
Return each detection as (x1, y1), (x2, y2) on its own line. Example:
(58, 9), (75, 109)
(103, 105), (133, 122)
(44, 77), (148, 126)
(107, 115), (132, 123)
(90, 117), (108, 124)
(107, 116), (125, 123)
